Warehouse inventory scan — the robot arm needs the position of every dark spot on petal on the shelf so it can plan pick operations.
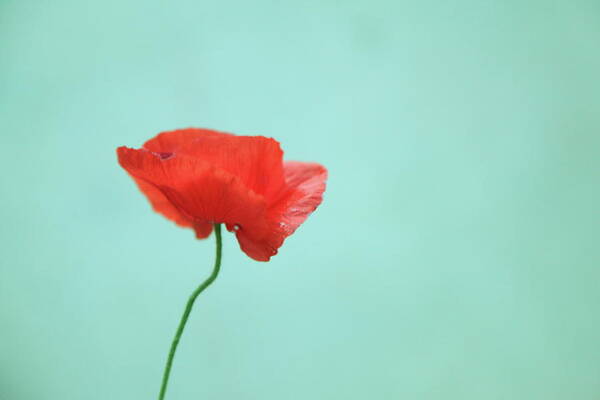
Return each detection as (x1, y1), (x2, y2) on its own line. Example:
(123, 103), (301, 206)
(155, 151), (175, 160)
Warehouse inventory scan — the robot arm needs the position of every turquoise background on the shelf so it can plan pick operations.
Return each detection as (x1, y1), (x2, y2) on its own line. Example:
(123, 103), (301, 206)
(1, 1), (600, 399)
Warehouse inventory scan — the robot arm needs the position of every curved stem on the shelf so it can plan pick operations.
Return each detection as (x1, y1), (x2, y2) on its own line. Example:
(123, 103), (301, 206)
(158, 223), (223, 400)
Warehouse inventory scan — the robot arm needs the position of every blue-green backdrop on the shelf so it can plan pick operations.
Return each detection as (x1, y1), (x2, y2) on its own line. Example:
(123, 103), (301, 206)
(1, 1), (600, 399)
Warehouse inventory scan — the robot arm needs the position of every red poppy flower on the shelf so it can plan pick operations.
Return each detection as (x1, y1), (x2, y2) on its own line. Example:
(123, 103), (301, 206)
(117, 128), (327, 261)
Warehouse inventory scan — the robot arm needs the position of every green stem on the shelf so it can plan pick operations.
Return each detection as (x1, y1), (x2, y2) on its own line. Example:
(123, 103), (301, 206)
(158, 223), (223, 400)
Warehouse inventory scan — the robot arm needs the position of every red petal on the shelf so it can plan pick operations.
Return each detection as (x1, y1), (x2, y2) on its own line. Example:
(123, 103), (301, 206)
(142, 128), (228, 153)
(117, 146), (268, 239)
(132, 177), (193, 228)
(193, 221), (214, 239)
(143, 128), (285, 200)
(233, 161), (328, 261)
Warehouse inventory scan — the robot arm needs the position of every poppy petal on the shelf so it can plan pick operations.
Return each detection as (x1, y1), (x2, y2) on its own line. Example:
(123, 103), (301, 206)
(193, 221), (214, 239)
(143, 128), (228, 154)
(232, 161), (327, 261)
(117, 146), (269, 240)
(143, 129), (286, 200)
(279, 161), (328, 234)
(132, 177), (193, 228)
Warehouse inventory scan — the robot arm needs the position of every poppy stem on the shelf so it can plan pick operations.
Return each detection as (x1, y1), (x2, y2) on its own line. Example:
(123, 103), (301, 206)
(158, 223), (223, 400)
